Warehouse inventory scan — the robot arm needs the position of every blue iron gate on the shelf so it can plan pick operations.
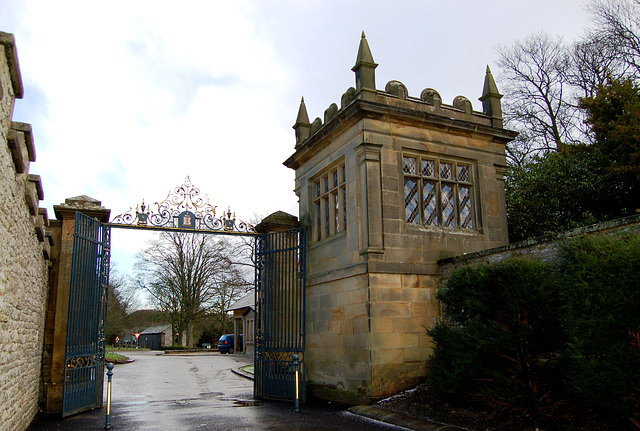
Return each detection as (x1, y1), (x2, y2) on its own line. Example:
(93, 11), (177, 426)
(62, 212), (111, 417)
(254, 228), (306, 402)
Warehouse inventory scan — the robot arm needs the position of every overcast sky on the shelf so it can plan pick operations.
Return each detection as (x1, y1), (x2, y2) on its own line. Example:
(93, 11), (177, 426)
(1, 0), (591, 280)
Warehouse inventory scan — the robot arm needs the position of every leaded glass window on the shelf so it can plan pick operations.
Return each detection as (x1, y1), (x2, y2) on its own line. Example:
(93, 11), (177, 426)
(423, 181), (438, 226)
(458, 165), (470, 183)
(333, 191), (339, 233)
(440, 162), (453, 180)
(422, 160), (436, 177)
(313, 162), (347, 241)
(403, 154), (475, 230)
(315, 202), (321, 241)
(441, 184), (456, 228)
(324, 196), (330, 237)
(404, 179), (419, 224)
(459, 186), (473, 229)
(403, 156), (418, 174)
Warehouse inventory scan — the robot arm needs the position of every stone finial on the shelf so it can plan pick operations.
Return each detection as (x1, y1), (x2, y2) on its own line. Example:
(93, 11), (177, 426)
(479, 65), (504, 128)
(293, 97), (311, 147)
(352, 32), (378, 92)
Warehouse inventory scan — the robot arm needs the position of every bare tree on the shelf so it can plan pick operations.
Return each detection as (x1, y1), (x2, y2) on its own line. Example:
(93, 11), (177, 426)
(135, 232), (251, 347)
(106, 268), (140, 345)
(496, 1), (640, 166)
(587, 0), (640, 79)
(497, 33), (584, 164)
(568, 36), (619, 100)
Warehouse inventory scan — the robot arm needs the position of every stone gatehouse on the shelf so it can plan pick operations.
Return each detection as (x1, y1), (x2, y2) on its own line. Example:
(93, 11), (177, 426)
(284, 33), (517, 404)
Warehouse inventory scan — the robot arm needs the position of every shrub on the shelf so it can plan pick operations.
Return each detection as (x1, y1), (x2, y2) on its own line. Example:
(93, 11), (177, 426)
(428, 258), (564, 418)
(162, 345), (191, 350)
(559, 234), (640, 428)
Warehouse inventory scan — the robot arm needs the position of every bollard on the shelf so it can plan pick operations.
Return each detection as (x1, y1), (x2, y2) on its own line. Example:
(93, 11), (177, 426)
(104, 362), (114, 429)
(293, 354), (300, 412)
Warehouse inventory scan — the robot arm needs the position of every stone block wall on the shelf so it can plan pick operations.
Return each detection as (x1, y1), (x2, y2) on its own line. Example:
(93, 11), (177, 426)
(0, 32), (51, 431)
(439, 215), (640, 283)
(369, 273), (439, 396)
(305, 273), (371, 403)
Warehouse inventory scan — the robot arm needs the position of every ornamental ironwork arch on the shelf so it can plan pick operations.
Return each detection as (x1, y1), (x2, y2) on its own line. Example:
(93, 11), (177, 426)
(109, 176), (256, 234)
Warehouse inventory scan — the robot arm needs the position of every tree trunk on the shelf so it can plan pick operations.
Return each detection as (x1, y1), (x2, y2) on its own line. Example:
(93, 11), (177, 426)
(185, 320), (193, 347)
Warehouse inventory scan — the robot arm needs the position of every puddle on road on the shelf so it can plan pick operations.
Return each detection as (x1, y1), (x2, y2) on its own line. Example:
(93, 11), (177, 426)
(198, 392), (223, 399)
(217, 396), (264, 407)
(233, 400), (264, 407)
(131, 393), (264, 410)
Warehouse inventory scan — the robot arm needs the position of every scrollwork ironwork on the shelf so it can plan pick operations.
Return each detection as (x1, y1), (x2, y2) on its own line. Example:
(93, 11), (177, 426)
(258, 351), (304, 363)
(110, 176), (256, 234)
(66, 354), (98, 370)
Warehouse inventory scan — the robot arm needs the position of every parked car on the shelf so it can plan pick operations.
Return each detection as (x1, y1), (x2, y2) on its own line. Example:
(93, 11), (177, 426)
(217, 334), (242, 354)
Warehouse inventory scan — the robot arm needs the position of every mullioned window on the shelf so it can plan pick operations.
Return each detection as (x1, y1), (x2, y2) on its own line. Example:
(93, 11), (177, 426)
(403, 155), (474, 229)
(313, 164), (346, 241)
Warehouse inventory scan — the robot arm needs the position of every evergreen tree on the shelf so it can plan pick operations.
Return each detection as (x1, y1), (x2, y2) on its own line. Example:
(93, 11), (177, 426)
(581, 77), (640, 214)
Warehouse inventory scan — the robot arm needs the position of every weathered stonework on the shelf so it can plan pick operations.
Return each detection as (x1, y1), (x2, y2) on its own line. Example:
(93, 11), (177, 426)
(285, 34), (516, 404)
(41, 195), (110, 413)
(0, 32), (50, 431)
(439, 214), (640, 283)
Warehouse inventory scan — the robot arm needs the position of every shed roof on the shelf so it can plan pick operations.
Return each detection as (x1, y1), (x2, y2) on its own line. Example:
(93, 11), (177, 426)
(227, 291), (255, 312)
(141, 325), (170, 334)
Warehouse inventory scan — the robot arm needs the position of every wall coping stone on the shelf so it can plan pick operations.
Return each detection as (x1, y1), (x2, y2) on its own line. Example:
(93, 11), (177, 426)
(0, 31), (24, 98)
(7, 129), (28, 173)
(28, 174), (44, 200)
(439, 214), (640, 265)
(12, 122), (35, 161)
(38, 208), (49, 227)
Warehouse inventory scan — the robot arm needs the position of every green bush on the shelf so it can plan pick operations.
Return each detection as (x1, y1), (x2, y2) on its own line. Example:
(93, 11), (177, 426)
(428, 259), (564, 418)
(162, 345), (192, 350)
(559, 234), (640, 428)
(428, 235), (640, 428)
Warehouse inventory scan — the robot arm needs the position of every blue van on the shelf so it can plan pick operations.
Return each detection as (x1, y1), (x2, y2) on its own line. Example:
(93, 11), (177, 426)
(217, 334), (242, 354)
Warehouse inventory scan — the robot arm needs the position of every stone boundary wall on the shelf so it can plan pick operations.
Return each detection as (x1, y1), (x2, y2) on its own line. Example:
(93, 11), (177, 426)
(0, 32), (51, 431)
(439, 214), (640, 283)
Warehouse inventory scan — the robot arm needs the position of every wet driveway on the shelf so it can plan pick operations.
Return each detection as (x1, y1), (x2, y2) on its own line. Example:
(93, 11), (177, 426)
(29, 350), (407, 431)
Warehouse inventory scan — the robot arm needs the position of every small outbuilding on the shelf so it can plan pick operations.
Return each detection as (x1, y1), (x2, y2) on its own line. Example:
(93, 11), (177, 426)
(227, 292), (255, 356)
(138, 325), (183, 350)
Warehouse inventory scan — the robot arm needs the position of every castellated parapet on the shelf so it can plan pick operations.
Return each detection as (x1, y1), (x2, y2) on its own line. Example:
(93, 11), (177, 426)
(0, 32), (52, 430)
(285, 32), (517, 404)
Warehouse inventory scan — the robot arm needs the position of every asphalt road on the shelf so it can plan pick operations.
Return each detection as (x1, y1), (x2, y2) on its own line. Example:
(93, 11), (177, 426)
(28, 350), (409, 431)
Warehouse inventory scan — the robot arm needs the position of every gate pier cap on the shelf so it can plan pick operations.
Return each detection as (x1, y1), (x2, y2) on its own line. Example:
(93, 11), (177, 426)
(53, 195), (110, 222)
(255, 211), (300, 234)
